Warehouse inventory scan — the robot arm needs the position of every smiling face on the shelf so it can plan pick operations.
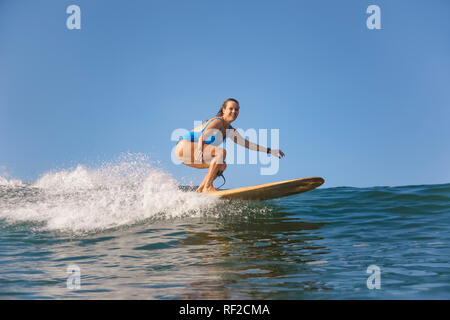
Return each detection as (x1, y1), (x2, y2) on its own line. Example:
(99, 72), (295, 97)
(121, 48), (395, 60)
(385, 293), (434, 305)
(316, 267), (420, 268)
(222, 100), (240, 123)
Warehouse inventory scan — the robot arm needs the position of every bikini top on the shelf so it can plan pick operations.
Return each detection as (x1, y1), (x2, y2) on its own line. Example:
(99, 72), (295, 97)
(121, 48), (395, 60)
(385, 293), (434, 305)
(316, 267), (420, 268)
(179, 117), (234, 145)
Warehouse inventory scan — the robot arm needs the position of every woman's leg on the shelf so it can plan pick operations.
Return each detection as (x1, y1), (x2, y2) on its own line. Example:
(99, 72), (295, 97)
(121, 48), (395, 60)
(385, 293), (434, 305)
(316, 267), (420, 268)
(196, 160), (227, 193)
(196, 148), (226, 192)
(175, 140), (227, 193)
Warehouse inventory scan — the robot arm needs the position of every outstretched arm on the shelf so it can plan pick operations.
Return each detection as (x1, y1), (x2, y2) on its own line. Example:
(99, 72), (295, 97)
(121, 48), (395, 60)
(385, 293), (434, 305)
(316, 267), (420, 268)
(227, 128), (285, 159)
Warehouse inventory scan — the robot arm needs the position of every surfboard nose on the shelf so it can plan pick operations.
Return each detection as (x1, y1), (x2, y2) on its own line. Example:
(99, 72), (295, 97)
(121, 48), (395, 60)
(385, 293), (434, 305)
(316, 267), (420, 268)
(209, 177), (325, 200)
(312, 177), (325, 187)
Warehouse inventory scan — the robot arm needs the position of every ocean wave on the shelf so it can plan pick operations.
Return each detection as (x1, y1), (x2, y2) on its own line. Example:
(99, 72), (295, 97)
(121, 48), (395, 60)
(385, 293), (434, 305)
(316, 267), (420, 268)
(0, 154), (221, 233)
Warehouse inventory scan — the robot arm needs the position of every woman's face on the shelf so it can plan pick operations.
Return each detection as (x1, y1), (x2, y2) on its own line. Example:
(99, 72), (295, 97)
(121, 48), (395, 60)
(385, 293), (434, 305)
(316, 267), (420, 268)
(222, 101), (240, 122)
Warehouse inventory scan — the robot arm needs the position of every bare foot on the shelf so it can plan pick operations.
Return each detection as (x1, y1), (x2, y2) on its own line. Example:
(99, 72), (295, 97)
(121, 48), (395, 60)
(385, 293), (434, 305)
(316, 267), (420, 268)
(202, 186), (219, 193)
(195, 186), (204, 193)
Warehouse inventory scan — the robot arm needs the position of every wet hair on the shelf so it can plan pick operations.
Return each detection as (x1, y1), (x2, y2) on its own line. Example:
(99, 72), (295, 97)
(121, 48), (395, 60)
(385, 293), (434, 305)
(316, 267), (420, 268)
(216, 98), (239, 116)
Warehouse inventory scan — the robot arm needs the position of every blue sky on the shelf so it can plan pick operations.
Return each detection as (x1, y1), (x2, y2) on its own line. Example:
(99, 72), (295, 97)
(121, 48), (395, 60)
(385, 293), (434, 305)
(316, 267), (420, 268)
(1, 0), (449, 188)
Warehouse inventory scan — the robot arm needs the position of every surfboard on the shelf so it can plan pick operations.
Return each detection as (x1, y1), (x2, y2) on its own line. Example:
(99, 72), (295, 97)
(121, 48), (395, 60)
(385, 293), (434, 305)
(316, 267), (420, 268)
(209, 177), (324, 200)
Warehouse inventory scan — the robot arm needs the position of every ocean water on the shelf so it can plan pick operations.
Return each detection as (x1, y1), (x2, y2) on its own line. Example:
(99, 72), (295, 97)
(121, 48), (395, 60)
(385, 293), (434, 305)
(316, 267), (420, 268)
(0, 157), (449, 299)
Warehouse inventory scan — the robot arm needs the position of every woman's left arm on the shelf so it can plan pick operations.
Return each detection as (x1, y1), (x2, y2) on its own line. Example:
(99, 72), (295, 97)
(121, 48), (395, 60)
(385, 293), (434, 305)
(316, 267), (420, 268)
(227, 128), (285, 159)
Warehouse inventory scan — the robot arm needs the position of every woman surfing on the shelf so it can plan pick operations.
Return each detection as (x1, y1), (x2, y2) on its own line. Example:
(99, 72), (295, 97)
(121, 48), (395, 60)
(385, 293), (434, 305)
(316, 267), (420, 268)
(175, 98), (285, 193)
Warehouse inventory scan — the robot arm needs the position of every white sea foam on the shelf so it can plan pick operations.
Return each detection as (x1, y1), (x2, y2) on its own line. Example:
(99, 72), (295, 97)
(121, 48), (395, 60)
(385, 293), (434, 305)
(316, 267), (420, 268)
(0, 154), (219, 233)
(34, 165), (95, 191)
(0, 176), (24, 187)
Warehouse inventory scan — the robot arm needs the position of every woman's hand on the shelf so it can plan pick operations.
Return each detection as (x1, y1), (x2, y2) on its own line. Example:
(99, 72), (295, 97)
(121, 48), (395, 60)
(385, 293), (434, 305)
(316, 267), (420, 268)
(270, 149), (285, 159)
(194, 148), (203, 164)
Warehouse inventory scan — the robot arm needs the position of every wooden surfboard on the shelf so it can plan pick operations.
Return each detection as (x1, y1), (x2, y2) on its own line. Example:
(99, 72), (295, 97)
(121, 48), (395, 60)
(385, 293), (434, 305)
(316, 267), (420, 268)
(209, 177), (324, 200)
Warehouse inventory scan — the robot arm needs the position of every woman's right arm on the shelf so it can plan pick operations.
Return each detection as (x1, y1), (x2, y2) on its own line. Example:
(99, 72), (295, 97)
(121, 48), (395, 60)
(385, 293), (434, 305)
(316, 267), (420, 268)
(194, 119), (223, 163)
(194, 136), (204, 164)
